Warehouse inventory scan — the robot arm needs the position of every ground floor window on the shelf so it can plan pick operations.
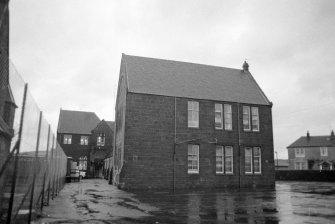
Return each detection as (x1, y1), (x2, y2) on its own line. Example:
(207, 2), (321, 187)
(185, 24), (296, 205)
(245, 147), (262, 174)
(295, 161), (306, 170)
(79, 156), (87, 170)
(188, 144), (199, 174)
(216, 146), (233, 174)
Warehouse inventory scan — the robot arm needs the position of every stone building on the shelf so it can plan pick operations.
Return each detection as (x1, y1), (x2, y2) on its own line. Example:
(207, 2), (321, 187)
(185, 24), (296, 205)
(114, 54), (275, 190)
(287, 131), (335, 170)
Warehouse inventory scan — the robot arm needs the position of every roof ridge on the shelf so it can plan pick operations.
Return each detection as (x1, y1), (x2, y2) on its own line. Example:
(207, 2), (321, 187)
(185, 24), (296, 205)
(123, 53), (242, 72)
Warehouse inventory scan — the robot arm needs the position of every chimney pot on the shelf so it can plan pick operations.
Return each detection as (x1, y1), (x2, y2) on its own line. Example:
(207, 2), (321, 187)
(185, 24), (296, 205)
(242, 61), (249, 72)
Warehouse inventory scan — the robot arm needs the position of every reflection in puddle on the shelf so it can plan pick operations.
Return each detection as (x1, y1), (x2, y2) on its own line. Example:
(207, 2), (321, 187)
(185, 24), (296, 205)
(130, 182), (335, 224)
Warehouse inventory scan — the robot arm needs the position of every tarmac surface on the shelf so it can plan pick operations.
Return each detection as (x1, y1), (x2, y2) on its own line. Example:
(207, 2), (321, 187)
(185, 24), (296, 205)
(33, 179), (335, 224)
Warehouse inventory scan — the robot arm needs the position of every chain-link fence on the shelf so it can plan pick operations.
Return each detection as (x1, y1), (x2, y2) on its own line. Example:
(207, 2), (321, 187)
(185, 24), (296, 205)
(0, 52), (67, 223)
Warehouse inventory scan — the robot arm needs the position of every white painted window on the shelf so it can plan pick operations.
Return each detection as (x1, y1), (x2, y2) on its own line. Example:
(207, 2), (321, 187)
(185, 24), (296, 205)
(188, 101), (199, 128)
(245, 147), (262, 174)
(320, 147), (328, 156)
(224, 104), (232, 130)
(188, 144), (199, 173)
(63, 135), (72, 144)
(295, 161), (305, 170)
(80, 136), (89, 145)
(295, 148), (305, 157)
(243, 106), (251, 131)
(97, 134), (105, 146)
(253, 147), (261, 174)
(251, 107), (259, 131)
(216, 146), (233, 174)
(215, 104), (223, 129)
(79, 156), (87, 170)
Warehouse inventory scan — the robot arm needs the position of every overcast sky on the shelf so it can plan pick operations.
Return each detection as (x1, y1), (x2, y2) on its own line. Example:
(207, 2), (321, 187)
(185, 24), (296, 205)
(9, 0), (335, 158)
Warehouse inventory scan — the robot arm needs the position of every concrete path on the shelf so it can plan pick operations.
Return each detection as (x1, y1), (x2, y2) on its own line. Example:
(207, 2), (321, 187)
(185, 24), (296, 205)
(32, 179), (158, 224)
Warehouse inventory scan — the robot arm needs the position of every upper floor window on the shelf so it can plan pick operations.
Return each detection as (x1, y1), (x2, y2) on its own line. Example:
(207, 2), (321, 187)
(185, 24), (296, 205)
(243, 106), (259, 132)
(216, 146), (233, 174)
(80, 136), (89, 145)
(97, 133), (105, 146)
(188, 144), (199, 174)
(245, 147), (262, 174)
(188, 101), (199, 128)
(63, 135), (72, 144)
(295, 148), (305, 157)
(224, 104), (232, 130)
(215, 104), (223, 129)
(320, 147), (328, 156)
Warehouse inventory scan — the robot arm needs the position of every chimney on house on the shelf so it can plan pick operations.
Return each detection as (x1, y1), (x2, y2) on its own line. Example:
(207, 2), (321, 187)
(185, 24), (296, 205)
(331, 130), (334, 139)
(306, 131), (310, 140)
(242, 61), (249, 72)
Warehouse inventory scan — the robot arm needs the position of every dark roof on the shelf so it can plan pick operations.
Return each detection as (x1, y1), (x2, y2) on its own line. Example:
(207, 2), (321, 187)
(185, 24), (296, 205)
(123, 54), (271, 105)
(287, 136), (335, 148)
(57, 109), (100, 135)
(106, 121), (114, 130)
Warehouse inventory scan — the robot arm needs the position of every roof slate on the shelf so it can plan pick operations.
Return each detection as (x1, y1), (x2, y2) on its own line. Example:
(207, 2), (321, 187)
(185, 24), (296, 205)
(105, 121), (115, 130)
(287, 136), (335, 148)
(57, 110), (101, 135)
(123, 54), (271, 105)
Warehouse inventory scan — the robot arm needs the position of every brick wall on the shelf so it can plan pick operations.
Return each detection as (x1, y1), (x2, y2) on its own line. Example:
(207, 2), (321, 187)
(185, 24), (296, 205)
(119, 92), (274, 190)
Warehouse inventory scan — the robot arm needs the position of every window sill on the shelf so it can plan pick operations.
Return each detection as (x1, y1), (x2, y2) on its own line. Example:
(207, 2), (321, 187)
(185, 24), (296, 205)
(216, 173), (234, 175)
(188, 171), (199, 175)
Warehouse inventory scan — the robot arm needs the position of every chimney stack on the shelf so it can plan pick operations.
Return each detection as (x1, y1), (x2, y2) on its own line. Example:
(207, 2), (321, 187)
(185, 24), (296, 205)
(331, 130), (334, 139)
(242, 61), (249, 72)
(307, 131), (310, 140)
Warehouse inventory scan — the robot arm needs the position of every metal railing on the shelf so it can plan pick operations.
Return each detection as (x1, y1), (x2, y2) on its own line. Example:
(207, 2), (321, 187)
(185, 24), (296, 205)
(0, 53), (67, 223)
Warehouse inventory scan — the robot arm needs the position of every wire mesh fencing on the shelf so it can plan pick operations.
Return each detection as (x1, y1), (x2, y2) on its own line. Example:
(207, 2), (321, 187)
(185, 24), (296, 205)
(0, 53), (67, 223)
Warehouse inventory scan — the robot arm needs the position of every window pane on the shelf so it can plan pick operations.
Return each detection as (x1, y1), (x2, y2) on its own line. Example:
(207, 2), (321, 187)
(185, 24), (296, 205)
(188, 145), (199, 173)
(188, 101), (199, 128)
(225, 146), (233, 173)
(215, 104), (223, 129)
(251, 107), (259, 131)
(224, 104), (232, 130)
(245, 147), (252, 173)
(216, 147), (224, 173)
(243, 106), (250, 131)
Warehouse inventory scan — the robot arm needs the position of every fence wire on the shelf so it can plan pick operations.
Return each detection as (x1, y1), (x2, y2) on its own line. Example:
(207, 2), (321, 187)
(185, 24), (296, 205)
(0, 52), (67, 223)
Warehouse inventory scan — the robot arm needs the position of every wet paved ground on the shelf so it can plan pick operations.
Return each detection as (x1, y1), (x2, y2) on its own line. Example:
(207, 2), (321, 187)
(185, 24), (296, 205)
(34, 179), (335, 224)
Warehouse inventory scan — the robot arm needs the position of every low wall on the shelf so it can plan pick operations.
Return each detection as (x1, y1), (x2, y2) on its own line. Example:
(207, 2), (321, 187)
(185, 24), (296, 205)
(276, 170), (335, 182)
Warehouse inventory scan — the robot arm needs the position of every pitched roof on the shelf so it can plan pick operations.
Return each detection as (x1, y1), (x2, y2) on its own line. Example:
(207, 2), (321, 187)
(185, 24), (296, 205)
(287, 136), (335, 148)
(57, 109), (100, 135)
(123, 54), (271, 105)
(106, 121), (115, 130)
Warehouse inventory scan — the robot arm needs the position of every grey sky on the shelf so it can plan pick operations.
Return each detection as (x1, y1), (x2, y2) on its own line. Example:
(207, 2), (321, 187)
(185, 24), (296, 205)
(9, 0), (335, 158)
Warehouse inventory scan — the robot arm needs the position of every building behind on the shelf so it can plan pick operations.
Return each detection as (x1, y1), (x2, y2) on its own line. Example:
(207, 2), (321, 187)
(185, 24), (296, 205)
(114, 54), (275, 190)
(57, 109), (114, 177)
(287, 131), (335, 170)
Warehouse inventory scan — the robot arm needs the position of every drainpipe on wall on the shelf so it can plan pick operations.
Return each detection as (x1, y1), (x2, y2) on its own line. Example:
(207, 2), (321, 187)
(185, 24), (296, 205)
(237, 103), (241, 188)
(173, 97), (177, 192)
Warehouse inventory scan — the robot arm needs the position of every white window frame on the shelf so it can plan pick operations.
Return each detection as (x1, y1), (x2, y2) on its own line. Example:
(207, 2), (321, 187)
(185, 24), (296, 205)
(295, 148), (305, 157)
(216, 146), (224, 174)
(243, 106), (251, 131)
(251, 107), (260, 132)
(188, 101), (199, 128)
(295, 161), (305, 170)
(188, 144), (199, 174)
(80, 136), (89, 145)
(253, 147), (261, 174)
(225, 146), (234, 174)
(97, 134), (105, 146)
(215, 104), (223, 129)
(224, 104), (232, 130)
(320, 147), (328, 157)
(245, 147), (253, 174)
(79, 156), (87, 170)
(63, 135), (72, 144)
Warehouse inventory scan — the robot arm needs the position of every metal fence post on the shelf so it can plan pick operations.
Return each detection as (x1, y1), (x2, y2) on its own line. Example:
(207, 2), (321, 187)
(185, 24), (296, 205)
(28, 111), (43, 223)
(40, 124), (50, 210)
(47, 135), (54, 204)
(6, 83), (28, 224)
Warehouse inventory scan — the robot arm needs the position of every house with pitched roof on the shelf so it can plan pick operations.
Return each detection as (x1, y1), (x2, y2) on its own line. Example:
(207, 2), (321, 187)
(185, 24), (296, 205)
(57, 109), (114, 177)
(287, 131), (335, 170)
(114, 54), (275, 190)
